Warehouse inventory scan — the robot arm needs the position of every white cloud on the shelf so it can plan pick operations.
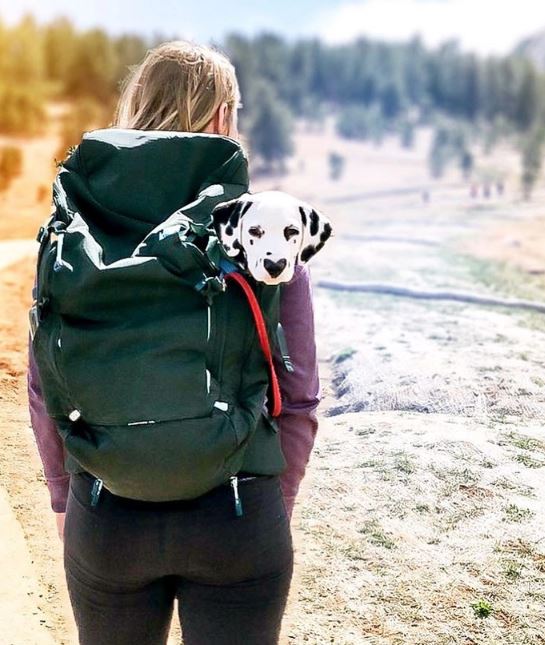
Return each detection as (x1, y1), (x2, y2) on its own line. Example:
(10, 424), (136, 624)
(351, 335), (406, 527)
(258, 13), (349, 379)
(310, 0), (545, 55)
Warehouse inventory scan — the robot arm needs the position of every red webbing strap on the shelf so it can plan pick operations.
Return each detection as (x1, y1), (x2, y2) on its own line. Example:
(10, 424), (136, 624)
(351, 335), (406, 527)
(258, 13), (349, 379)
(224, 272), (282, 417)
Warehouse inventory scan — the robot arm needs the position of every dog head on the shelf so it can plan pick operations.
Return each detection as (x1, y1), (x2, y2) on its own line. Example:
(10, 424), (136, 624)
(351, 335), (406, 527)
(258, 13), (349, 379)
(211, 190), (333, 285)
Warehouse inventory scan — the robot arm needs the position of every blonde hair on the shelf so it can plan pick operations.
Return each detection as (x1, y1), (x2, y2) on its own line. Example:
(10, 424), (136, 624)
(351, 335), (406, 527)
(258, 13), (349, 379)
(112, 40), (240, 134)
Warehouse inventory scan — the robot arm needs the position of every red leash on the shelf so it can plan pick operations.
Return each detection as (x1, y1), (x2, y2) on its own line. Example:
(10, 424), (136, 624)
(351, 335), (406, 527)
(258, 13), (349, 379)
(224, 272), (282, 417)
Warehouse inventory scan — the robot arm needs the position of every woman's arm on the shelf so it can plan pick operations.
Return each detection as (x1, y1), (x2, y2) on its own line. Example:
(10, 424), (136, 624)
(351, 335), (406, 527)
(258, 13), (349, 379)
(27, 334), (70, 513)
(273, 264), (321, 520)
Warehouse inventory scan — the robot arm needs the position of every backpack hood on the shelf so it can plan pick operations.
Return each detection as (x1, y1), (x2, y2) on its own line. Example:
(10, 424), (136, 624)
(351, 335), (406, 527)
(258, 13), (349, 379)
(55, 128), (250, 259)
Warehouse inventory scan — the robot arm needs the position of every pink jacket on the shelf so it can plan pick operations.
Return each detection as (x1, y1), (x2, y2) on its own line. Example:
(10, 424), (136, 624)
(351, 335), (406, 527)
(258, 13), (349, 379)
(27, 263), (321, 519)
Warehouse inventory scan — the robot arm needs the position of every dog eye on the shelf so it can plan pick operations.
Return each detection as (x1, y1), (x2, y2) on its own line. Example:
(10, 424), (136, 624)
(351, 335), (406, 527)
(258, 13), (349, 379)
(284, 226), (300, 241)
(248, 226), (264, 238)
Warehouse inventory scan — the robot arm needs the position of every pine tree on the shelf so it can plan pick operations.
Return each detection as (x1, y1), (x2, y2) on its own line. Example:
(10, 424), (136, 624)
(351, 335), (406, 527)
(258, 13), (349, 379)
(246, 79), (294, 172)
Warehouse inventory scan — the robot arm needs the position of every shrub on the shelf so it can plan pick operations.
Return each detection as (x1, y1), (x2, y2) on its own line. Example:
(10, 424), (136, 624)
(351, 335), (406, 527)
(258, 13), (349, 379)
(0, 84), (46, 135)
(55, 99), (110, 164)
(0, 145), (23, 192)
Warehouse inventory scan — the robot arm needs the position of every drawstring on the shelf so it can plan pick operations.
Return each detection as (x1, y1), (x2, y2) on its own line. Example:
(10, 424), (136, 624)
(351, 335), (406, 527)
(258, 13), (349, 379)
(224, 272), (282, 417)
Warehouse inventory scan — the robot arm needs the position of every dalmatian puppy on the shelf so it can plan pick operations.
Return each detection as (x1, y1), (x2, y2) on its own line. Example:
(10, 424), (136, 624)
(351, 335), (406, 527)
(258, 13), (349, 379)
(211, 190), (333, 285)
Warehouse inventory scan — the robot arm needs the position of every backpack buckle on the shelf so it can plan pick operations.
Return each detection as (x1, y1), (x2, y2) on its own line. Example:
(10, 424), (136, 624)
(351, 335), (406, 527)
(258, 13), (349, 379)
(36, 225), (48, 244)
(194, 275), (226, 304)
(36, 212), (64, 244)
(29, 305), (39, 340)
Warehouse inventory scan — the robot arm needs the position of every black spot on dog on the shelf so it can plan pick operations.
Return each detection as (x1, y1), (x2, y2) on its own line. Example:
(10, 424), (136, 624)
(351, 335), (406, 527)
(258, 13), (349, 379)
(229, 204), (242, 229)
(231, 200), (254, 229)
(300, 244), (316, 262)
(212, 202), (237, 226)
(250, 239), (254, 245)
(241, 201), (253, 216)
(228, 238), (246, 265)
(309, 210), (319, 236)
(298, 206), (307, 227)
(225, 225), (233, 236)
(320, 222), (332, 243)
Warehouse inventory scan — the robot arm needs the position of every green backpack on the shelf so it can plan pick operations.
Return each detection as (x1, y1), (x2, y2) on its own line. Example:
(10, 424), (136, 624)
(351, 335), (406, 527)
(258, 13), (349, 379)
(30, 128), (289, 514)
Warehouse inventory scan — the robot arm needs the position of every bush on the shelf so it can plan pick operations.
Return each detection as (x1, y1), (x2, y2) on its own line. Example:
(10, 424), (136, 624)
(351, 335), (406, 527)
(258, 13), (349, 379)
(55, 99), (110, 164)
(336, 104), (386, 144)
(0, 84), (46, 135)
(328, 151), (345, 180)
(398, 119), (415, 149)
(0, 145), (23, 192)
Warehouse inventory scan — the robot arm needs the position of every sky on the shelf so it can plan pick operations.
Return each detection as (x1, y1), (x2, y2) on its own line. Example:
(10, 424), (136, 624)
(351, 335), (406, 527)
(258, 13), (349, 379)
(1, 0), (545, 56)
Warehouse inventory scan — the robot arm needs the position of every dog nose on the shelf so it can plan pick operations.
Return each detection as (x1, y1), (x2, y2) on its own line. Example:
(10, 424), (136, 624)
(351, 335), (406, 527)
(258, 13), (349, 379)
(263, 258), (287, 278)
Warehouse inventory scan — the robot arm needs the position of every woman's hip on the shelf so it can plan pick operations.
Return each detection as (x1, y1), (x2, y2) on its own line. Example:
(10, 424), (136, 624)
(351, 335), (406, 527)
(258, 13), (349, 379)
(63, 469), (293, 585)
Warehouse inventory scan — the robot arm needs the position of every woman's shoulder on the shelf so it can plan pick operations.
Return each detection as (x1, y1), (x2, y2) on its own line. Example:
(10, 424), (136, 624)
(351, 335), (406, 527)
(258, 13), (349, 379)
(279, 264), (314, 311)
(284, 263), (310, 288)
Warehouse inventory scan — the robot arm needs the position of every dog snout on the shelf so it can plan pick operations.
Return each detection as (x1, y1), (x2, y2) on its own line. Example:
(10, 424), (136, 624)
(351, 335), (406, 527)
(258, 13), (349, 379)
(263, 258), (287, 278)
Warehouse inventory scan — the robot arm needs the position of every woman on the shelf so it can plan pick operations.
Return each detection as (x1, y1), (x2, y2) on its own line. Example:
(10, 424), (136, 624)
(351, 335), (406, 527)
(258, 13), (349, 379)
(27, 40), (321, 645)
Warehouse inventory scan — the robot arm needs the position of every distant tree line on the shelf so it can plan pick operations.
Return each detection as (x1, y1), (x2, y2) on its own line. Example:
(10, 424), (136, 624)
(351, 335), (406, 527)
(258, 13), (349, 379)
(225, 33), (545, 133)
(224, 32), (545, 190)
(2, 14), (545, 193)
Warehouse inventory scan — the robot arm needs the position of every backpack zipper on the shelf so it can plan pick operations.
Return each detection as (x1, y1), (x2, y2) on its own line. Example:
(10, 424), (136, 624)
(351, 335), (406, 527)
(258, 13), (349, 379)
(50, 318), (75, 411)
(90, 478), (104, 506)
(229, 475), (244, 517)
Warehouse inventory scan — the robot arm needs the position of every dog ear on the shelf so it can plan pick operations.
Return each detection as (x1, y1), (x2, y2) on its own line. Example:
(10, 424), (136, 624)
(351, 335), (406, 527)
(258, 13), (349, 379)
(211, 197), (253, 260)
(297, 204), (333, 264)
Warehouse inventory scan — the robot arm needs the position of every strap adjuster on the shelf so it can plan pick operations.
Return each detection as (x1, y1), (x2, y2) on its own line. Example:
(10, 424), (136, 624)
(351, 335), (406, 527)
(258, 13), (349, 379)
(36, 226), (48, 244)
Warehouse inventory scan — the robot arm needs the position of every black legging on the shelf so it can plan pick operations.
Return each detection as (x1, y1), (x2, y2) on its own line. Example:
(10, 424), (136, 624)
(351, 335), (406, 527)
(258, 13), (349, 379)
(63, 470), (294, 645)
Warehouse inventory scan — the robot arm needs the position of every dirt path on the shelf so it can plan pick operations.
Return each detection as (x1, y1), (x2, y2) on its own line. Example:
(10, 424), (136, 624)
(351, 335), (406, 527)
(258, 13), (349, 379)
(0, 239), (38, 270)
(0, 255), (78, 644)
(0, 485), (56, 645)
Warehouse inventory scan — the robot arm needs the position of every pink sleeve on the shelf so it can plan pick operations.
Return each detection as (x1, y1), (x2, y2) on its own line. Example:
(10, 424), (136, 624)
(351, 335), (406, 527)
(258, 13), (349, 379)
(273, 264), (321, 520)
(27, 334), (70, 513)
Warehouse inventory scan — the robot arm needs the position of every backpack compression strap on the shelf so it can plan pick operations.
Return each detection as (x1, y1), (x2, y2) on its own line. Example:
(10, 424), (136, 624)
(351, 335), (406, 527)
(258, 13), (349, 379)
(224, 272), (282, 417)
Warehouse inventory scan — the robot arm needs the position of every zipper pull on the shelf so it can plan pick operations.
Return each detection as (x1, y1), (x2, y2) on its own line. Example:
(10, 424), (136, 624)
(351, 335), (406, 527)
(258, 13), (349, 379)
(90, 478), (104, 507)
(230, 475), (244, 517)
(276, 323), (294, 372)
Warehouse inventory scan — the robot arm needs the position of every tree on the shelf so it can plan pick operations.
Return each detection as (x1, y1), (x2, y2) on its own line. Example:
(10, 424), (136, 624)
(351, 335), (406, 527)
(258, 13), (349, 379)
(515, 61), (544, 131)
(520, 126), (545, 199)
(336, 104), (385, 143)
(114, 34), (148, 83)
(43, 17), (78, 89)
(460, 150), (474, 179)
(66, 28), (118, 101)
(428, 122), (470, 179)
(8, 14), (45, 84)
(246, 79), (294, 172)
